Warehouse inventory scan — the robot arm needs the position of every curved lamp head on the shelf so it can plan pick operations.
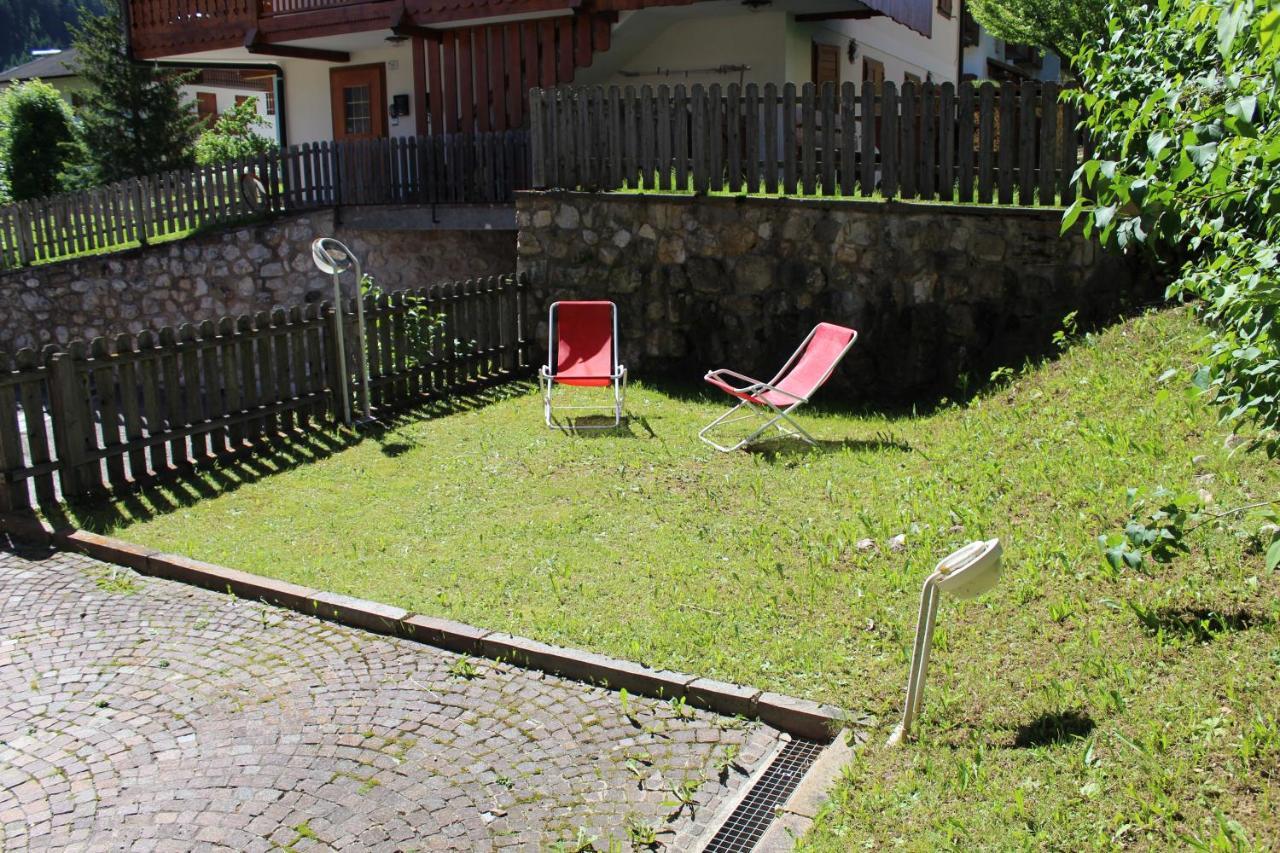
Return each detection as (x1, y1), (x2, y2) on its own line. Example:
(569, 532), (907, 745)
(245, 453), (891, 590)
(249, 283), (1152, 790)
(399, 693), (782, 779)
(311, 237), (358, 277)
(933, 539), (1002, 600)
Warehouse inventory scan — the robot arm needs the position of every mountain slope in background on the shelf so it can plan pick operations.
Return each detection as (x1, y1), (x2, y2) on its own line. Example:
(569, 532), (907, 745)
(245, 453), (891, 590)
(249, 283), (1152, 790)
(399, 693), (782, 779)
(0, 0), (109, 73)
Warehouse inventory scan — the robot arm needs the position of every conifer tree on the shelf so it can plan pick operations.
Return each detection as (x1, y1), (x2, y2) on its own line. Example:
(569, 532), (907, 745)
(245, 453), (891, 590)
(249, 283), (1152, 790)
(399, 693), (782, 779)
(69, 7), (199, 182)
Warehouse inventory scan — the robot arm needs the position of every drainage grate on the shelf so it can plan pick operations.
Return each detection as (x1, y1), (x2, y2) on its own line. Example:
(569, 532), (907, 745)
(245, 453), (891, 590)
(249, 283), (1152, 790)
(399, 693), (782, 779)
(702, 737), (827, 853)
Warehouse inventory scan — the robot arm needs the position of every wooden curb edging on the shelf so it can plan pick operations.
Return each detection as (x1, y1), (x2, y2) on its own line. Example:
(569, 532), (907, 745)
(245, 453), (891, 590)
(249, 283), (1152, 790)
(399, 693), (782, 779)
(2, 513), (849, 742)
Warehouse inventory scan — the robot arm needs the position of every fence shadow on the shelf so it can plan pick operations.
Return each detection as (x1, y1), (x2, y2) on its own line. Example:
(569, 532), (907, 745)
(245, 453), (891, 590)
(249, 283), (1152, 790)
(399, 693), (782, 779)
(58, 377), (538, 532)
(57, 427), (361, 532)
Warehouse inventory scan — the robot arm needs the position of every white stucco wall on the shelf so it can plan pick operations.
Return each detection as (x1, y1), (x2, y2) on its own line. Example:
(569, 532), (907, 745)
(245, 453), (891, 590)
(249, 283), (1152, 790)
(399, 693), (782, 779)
(181, 85), (277, 140)
(576, 3), (961, 94)
(277, 43), (418, 145)
(812, 4), (961, 88)
(574, 9), (792, 90)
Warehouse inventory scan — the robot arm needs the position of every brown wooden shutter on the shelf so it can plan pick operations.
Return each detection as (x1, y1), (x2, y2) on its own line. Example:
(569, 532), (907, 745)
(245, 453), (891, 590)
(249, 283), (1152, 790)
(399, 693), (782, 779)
(195, 91), (218, 127)
(862, 57), (885, 93)
(812, 42), (841, 87)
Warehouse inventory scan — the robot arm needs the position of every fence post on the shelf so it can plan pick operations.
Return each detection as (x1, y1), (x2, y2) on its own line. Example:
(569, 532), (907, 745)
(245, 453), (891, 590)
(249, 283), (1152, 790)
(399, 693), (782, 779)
(48, 350), (92, 501)
(14, 203), (32, 266)
(132, 179), (149, 246)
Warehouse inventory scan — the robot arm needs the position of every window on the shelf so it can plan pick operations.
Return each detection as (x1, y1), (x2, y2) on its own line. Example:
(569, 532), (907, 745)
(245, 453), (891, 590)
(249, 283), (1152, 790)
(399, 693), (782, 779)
(195, 91), (218, 126)
(811, 42), (841, 89)
(343, 85), (372, 135)
(862, 57), (885, 93)
(937, 0), (953, 17)
(904, 72), (923, 88)
(264, 90), (276, 116)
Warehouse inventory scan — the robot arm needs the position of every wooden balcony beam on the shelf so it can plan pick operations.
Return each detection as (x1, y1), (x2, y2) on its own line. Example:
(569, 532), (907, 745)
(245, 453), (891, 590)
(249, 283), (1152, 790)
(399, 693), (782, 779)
(794, 9), (883, 21)
(244, 28), (351, 62)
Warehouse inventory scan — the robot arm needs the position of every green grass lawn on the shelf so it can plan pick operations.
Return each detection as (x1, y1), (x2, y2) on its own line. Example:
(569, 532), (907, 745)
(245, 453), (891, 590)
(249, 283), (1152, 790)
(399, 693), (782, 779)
(72, 306), (1279, 848)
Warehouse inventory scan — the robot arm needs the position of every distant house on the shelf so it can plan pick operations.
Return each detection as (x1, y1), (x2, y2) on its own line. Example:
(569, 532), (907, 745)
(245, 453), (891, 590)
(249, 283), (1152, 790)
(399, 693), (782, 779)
(0, 48), (281, 143)
(959, 8), (1061, 84)
(0, 50), (91, 104)
(121, 0), (1053, 148)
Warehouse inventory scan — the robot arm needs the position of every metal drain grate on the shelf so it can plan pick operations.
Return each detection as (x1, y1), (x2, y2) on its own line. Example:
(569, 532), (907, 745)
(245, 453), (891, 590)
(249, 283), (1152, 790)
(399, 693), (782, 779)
(702, 737), (827, 853)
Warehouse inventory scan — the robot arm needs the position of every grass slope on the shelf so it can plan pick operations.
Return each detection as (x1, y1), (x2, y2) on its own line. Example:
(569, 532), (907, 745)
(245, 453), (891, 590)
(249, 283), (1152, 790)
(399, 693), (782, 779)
(76, 307), (1279, 847)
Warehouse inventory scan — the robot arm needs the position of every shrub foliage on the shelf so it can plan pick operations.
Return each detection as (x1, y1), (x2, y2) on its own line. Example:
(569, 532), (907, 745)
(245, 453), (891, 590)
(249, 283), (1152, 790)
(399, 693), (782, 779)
(1068, 0), (1280, 453)
(0, 79), (75, 200)
(194, 98), (278, 167)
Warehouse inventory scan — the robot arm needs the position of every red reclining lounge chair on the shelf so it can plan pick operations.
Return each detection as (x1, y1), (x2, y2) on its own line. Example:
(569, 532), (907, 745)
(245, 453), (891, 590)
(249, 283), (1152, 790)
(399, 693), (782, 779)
(700, 322), (858, 452)
(539, 301), (627, 429)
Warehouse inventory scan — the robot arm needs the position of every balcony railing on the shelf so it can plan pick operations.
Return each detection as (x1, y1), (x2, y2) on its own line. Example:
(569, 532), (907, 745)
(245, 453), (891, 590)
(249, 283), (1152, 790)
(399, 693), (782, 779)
(127, 0), (536, 59)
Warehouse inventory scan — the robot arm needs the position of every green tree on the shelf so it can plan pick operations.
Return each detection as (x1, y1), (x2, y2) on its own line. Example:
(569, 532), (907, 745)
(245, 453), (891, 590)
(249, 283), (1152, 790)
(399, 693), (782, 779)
(1066, 0), (1280, 453)
(0, 79), (76, 200)
(968, 0), (1111, 67)
(68, 6), (199, 183)
(194, 97), (278, 166)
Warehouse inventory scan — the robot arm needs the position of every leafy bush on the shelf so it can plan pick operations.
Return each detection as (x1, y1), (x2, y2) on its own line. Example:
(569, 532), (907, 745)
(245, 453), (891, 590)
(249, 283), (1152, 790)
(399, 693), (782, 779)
(1066, 0), (1279, 454)
(0, 79), (76, 200)
(194, 97), (278, 166)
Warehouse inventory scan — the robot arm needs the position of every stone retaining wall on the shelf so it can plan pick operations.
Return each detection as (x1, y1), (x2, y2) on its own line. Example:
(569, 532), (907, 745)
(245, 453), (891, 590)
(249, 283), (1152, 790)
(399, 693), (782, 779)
(0, 210), (516, 353)
(516, 192), (1160, 401)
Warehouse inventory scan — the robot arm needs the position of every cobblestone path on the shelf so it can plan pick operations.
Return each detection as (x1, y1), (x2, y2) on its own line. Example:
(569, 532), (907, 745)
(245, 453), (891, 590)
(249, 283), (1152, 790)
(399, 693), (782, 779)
(0, 543), (782, 851)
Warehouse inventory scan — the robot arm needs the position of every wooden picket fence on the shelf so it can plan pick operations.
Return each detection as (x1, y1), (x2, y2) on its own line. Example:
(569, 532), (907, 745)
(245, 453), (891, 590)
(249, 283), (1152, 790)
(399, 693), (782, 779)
(529, 80), (1087, 206)
(0, 130), (531, 271)
(0, 274), (529, 509)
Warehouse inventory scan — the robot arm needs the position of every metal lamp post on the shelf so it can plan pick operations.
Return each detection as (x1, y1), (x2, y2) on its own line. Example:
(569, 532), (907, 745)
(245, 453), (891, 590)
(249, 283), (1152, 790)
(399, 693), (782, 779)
(887, 538), (1004, 746)
(311, 238), (372, 426)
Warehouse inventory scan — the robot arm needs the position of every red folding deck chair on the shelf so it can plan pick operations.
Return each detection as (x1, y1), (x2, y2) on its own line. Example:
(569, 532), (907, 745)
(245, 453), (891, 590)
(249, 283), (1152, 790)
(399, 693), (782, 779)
(700, 322), (858, 452)
(539, 301), (628, 429)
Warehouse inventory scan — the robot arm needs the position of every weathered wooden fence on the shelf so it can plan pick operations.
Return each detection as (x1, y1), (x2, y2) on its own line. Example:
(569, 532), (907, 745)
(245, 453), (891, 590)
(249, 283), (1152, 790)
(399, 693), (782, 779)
(0, 274), (529, 508)
(0, 130), (530, 270)
(530, 80), (1086, 206)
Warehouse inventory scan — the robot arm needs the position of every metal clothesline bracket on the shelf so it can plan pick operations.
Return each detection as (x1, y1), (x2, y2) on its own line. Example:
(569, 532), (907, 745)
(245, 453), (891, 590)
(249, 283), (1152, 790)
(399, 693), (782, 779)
(310, 237), (375, 428)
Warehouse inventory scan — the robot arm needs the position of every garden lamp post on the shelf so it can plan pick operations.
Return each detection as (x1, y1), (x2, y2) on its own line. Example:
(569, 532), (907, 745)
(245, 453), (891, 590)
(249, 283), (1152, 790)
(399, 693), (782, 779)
(311, 238), (372, 426)
(887, 538), (1004, 746)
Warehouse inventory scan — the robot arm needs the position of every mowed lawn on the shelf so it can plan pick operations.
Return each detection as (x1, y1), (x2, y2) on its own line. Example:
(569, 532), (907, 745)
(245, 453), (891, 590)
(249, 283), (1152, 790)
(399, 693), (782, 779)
(74, 307), (1279, 848)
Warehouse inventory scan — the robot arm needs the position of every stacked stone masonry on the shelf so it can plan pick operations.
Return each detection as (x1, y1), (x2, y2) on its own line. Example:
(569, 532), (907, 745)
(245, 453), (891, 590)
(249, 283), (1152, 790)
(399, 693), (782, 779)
(516, 192), (1161, 401)
(0, 211), (516, 354)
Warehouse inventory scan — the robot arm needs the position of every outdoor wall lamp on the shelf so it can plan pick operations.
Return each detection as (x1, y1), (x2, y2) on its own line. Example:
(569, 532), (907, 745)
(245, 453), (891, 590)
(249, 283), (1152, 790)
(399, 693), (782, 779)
(311, 238), (373, 426)
(887, 538), (1004, 746)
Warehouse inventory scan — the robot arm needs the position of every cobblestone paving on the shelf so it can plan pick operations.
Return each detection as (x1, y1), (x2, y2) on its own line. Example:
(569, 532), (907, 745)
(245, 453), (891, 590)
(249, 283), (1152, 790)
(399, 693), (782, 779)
(0, 542), (783, 851)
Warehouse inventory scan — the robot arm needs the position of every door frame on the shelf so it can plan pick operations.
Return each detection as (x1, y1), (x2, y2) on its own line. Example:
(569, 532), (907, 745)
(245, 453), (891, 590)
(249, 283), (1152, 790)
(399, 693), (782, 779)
(329, 62), (388, 140)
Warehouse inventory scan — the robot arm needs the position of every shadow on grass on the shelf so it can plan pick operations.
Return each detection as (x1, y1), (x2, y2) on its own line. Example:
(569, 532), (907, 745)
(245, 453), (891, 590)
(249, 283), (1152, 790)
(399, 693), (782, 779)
(745, 432), (913, 461)
(1131, 604), (1269, 643)
(545, 412), (665, 439)
(58, 378), (538, 532)
(1011, 709), (1096, 748)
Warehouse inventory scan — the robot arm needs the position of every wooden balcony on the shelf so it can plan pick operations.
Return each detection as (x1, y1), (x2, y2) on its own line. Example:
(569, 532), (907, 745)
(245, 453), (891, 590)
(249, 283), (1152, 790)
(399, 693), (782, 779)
(127, 0), (626, 59)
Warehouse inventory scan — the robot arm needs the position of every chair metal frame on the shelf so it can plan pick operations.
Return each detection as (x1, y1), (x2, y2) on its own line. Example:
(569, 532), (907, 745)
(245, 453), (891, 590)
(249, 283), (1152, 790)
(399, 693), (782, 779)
(699, 325), (857, 452)
(538, 301), (628, 430)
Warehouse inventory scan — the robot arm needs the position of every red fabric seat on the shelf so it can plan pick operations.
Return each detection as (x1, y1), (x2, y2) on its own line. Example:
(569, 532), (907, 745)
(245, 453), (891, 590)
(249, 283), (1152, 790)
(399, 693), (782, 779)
(699, 321), (858, 452)
(550, 301), (616, 387)
(760, 322), (856, 405)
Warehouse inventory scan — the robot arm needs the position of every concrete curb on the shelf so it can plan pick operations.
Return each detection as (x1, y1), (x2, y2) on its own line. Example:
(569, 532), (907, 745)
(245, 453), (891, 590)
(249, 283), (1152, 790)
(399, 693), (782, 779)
(2, 513), (849, 742)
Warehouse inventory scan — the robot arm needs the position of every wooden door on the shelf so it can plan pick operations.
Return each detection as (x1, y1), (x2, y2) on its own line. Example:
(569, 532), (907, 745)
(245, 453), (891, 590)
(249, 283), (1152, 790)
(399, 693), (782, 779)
(330, 64), (387, 141)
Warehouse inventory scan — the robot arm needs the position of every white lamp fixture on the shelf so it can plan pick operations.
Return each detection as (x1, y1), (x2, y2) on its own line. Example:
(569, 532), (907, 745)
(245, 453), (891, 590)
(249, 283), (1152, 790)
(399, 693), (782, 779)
(887, 538), (1003, 746)
(311, 238), (372, 426)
